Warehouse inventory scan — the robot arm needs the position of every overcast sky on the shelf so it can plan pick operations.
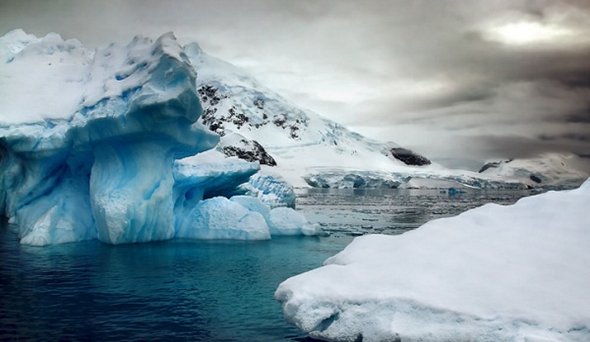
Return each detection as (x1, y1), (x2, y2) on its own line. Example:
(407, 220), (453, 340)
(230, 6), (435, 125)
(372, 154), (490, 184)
(1, 0), (589, 170)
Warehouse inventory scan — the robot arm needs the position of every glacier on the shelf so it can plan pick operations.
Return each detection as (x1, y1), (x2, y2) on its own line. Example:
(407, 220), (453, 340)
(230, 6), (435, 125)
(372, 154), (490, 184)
(0, 30), (317, 246)
(275, 179), (590, 341)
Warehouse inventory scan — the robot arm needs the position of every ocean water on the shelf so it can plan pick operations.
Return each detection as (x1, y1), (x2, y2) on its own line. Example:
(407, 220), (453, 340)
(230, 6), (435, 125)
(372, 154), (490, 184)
(0, 188), (534, 341)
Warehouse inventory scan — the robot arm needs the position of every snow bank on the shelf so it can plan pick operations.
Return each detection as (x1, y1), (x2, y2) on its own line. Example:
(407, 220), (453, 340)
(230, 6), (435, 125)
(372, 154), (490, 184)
(276, 179), (590, 341)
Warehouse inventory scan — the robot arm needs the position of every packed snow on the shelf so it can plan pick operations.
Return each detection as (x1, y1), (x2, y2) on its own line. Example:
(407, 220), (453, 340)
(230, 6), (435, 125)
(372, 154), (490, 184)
(0, 30), (317, 245)
(276, 179), (590, 341)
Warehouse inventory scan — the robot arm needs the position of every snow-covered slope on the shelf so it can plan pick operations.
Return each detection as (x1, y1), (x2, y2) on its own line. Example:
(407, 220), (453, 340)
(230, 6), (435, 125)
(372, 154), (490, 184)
(276, 179), (590, 341)
(183, 42), (588, 189)
(184, 43), (436, 187)
(479, 153), (588, 188)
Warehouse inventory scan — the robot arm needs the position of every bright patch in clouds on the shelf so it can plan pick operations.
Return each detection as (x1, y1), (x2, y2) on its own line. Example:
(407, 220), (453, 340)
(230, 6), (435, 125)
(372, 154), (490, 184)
(486, 21), (572, 45)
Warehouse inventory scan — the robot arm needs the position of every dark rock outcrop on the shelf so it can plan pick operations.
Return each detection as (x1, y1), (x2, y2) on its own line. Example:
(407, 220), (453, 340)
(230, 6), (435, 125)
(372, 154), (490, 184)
(478, 159), (513, 173)
(388, 148), (431, 166)
(222, 139), (277, 166)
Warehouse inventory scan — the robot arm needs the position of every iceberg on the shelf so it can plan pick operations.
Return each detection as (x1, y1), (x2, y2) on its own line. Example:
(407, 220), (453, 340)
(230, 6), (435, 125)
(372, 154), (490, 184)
(239, 172), (297, 209)
(0, 30), (317, 245)
(276, 179), (590, 341)
(176, 196), (270, 240)
(174, 150), (260, 204)
(268, 207), (321, 236)
(175, 194), (320, 240)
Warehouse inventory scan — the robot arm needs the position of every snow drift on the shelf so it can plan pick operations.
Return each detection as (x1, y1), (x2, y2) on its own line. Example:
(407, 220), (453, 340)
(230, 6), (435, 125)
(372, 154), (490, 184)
(276, 179), (590, 341)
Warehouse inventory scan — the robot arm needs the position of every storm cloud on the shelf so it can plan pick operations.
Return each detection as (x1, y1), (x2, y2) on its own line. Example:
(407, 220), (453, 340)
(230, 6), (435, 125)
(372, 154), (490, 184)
(1, 0), (589, 170)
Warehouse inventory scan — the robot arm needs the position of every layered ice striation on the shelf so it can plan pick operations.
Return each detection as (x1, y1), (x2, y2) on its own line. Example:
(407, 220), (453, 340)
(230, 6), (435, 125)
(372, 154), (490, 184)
(276, 179), (590, 341)
(0, 30), (317, 245)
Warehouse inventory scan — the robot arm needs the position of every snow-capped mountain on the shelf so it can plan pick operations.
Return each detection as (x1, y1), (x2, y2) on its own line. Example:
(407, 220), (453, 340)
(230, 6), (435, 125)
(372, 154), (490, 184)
(183, 42), (434, 187)
(182, 42), (588, 189)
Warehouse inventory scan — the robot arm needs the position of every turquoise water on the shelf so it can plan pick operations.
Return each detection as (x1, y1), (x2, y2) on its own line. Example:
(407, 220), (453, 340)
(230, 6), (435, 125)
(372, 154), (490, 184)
(0, 188), (532, 341)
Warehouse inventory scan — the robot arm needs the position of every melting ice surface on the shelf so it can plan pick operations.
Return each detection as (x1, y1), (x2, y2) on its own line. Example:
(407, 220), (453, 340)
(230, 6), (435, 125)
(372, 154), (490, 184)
(0, 188), (532, 340)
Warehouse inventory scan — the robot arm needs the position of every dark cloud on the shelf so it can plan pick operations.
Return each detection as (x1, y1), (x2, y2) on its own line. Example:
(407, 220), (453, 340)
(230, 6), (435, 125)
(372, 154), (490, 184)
(539, 133), (590, 142)
(0, 0), (589, 171)
(565, 111), (590, 123)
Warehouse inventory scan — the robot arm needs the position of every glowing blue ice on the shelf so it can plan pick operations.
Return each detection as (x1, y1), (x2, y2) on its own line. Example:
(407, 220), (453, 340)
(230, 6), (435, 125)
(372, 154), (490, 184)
(0, 31), (318, 246)
(0, 32), (219, 245)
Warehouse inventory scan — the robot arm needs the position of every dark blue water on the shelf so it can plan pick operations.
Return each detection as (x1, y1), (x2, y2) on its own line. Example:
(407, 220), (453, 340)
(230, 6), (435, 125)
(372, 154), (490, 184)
(0, 188), (533, 341)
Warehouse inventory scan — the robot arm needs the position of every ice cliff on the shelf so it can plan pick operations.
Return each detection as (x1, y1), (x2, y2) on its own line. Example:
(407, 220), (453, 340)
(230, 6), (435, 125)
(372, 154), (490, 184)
(0, 30), (317, 246)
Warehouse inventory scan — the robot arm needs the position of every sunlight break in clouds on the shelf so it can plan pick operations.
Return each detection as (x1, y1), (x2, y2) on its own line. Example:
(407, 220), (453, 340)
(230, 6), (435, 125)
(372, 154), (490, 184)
(485, 21), (573, 45)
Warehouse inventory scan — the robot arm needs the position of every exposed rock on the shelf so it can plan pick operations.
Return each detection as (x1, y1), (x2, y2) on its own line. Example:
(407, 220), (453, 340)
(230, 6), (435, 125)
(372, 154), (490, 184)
(272, 114), (287, 128)
(198, 85), (222, 106)
(289, 125), (299, 139)
(254, 97), (264, 109)
(479, 159), (513, 173)
(388, 148), (431, 166)
(220, 134), (277, 166)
